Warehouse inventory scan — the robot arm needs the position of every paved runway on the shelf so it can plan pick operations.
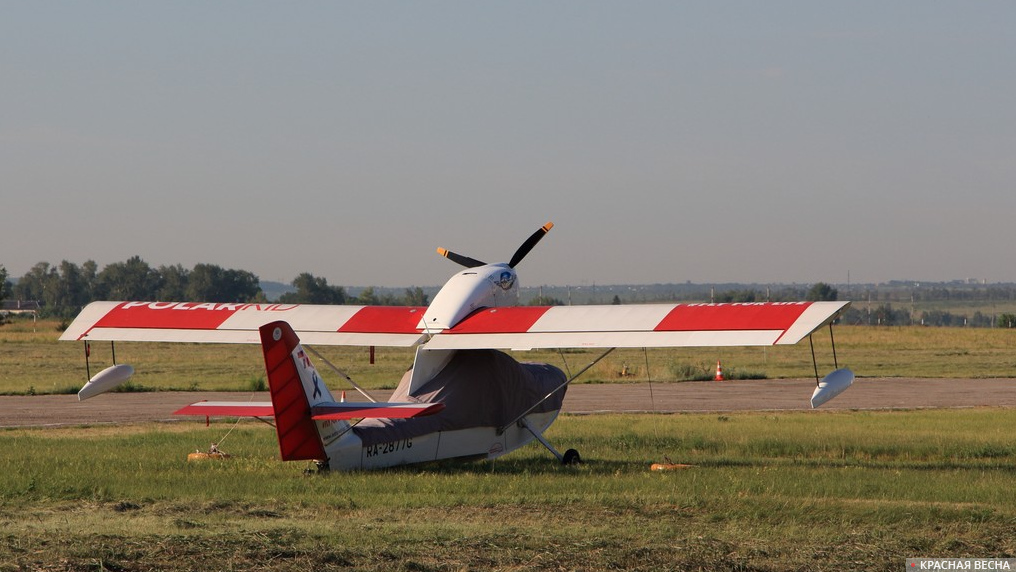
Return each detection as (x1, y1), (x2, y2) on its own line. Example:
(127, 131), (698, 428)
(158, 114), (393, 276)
(4, 377), (1016, 428)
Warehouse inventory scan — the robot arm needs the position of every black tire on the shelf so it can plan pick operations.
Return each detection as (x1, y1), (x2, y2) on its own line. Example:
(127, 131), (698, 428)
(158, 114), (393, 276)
(562, 449), (582, 465)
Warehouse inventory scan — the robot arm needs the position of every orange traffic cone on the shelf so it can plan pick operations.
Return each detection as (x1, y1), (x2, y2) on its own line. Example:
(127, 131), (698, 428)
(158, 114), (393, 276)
(714, 360), (724, 381)
(340, 390), (346, 403)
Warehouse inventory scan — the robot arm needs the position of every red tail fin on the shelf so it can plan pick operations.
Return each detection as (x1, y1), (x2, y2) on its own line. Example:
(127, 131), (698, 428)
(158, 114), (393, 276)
(259, 321), (326, 462)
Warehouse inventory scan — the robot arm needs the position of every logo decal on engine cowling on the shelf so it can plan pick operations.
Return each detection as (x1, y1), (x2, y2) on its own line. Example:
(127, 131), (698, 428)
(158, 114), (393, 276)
(495, 271), (515, 291)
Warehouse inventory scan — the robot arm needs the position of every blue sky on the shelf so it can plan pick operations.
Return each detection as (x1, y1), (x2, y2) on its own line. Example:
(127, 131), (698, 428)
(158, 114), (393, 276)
(3, 2), (1014, 287)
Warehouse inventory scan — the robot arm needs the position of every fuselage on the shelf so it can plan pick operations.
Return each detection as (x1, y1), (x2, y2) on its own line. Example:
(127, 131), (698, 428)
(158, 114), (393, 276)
(321, 263), (565, 470)
(323, 408), (560, 470)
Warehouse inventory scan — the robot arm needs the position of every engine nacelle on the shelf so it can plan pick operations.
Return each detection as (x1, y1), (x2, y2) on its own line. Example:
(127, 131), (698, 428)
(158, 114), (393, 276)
(421, 263), (519, 331)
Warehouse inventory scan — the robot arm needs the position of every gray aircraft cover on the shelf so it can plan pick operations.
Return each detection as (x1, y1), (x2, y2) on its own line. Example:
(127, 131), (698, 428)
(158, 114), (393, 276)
(353, 349), (567, 447)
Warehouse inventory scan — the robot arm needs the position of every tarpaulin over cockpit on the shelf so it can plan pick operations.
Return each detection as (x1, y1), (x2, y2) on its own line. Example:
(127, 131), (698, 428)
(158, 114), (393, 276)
(353, 349), (566, 447)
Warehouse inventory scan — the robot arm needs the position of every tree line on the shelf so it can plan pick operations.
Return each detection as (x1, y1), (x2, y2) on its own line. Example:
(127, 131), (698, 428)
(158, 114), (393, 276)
(0, 257), (429, 320)
(4, 258), (1016, 329)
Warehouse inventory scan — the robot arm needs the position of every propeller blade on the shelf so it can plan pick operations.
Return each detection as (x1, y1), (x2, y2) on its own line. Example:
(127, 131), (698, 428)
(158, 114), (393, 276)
(437, 248), (486, 268)
(508, 222), (554, 268)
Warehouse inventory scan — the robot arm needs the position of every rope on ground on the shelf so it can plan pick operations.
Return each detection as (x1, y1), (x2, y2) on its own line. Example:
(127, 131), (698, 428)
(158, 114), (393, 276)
(211, 389), (259, 451)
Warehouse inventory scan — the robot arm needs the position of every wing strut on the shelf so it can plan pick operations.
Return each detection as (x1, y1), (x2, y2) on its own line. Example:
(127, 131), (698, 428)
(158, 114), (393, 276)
(809, 335), (820, 384)
(302, 345), (377, 403)
(830, 323), (839, 370)
(83, 341), (118, 380)
(499, 347), (615, 434)
(809, 322), (842, 386)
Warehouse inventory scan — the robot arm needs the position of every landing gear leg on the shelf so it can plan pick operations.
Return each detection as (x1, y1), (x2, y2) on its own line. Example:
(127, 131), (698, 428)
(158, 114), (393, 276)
(305, 459), (330, 475)
(519, 417), (581, 465)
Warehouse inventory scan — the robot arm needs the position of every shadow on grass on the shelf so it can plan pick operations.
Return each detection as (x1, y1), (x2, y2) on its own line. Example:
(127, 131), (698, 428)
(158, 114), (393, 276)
(307, 454), (641, 477)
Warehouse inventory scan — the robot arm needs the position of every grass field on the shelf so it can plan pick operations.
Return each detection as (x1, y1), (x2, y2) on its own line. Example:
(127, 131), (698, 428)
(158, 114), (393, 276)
(3, 320), (1016, 395)
(3, 410), (1016, 571)
(4, 318), (1016, 570)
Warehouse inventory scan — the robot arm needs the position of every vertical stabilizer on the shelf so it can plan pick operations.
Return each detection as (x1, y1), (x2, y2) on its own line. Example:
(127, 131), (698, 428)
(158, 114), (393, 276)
(259, 321), (329, 461)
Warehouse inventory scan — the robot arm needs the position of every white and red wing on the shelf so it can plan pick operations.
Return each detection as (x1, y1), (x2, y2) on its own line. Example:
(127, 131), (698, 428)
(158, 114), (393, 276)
(59, 301), (428, 346)
(61, 300), (849, 350)
(423, 301), (850, 350)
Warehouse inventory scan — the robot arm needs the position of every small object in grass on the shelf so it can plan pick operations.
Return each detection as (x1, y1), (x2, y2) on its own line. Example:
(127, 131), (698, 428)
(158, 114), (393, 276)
(187, 443), (230, 461)
(650, 463), (695, 471)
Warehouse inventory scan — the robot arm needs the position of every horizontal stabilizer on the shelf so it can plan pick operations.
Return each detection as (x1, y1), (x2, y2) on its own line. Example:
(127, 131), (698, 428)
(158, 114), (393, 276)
(173, 400), (444, 420)
(311, 401), (445, 420)
(173, 401), (274, 417)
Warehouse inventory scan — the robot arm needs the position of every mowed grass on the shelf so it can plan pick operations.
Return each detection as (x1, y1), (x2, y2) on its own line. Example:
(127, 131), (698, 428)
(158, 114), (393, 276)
(5, 318), (1016, 569)
(3, 320), (1016, 395)
(3, 410), (1016, 571)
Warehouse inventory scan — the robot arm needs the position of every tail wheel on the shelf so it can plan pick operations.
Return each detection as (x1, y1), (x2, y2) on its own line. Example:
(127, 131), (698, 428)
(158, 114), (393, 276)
(562, 449), (582, 465)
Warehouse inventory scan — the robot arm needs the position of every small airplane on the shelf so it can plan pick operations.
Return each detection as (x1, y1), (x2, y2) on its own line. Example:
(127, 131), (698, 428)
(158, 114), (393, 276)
(60, 222), (854, 471)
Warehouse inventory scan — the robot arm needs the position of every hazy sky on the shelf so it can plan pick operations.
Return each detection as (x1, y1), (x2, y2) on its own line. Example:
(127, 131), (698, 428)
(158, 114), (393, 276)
(3, 2), (1014, 288)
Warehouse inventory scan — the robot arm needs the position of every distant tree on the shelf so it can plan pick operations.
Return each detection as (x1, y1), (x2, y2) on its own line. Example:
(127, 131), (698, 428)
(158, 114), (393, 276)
(357, 287), (379, 305)
(806, 282), (838, 302)
(82, 260), (97, 286)
(13, 262), (53, 303)
(921, 310), (967, 327)
(223, 268), (262, 302)
(186, 264), (262, 302)
(279, 273), (346, 305)
(186, 264), (224, 301)
(50, 260), (92, 317)
(13, 261), (93, 317)
(839, 306), (866, 326)
(357, 287), (401, 305)
(157, 264), (189, 301)
(971, 311), (994, 328)
(0, 265), (9, 300)
(770, 287), (808, 302)
(873, 304), (892, 325)
(403, 287), (428, 306)
(93, 256), (161, 301)
(715, 289), (757, 303)
(612, 295), (622, 305)
(527, 295), (565, 306)
(997, 313), (1016, 328)
(873, 303), (912, 326)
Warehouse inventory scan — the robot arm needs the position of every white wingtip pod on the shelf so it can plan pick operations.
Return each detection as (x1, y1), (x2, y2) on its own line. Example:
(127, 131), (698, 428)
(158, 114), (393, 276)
(78, 364), (135, 401)
(810, 368), (854, 408)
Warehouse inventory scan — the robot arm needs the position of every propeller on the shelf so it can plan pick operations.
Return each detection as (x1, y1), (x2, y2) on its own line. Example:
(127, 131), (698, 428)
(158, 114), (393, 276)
(436, 248), (486, 268)
(509, 221), (554, 268)
(436, 221), (554, 269)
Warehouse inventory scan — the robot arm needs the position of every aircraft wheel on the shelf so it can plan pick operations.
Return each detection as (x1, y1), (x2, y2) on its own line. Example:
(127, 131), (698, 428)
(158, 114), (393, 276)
(562, 449), (582, 465)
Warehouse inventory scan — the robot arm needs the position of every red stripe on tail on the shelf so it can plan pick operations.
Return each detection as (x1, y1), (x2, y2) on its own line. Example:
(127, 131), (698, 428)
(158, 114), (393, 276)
(259, 321), (327, 462)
